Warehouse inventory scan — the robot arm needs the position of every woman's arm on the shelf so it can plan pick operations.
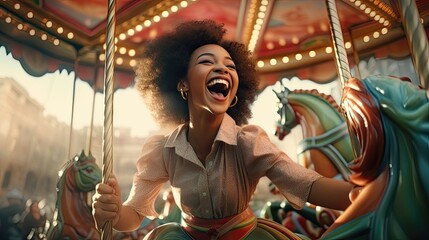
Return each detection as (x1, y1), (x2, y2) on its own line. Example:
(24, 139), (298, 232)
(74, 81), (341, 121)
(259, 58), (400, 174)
(308, 177), (354, 211)
(113, 205), (145, 231)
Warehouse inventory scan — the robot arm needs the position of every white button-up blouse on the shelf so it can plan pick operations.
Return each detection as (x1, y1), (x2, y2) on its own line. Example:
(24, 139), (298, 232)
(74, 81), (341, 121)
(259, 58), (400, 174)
(124, 114), (322, 219)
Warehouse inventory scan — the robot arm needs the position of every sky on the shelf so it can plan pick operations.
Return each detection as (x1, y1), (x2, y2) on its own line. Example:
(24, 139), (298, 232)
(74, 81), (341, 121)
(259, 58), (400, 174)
(0, 45), (341, 159)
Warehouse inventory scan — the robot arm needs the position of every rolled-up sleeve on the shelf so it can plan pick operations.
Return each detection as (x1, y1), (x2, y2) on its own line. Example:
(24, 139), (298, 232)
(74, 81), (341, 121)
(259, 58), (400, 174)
(239, 125), (322, 209)
(123, 135), (169, 218)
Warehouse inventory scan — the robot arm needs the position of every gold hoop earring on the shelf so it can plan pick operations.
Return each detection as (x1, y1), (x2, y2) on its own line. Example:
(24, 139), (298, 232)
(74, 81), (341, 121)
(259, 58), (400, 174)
(180, 88), (188, 100)
(229, 96), (238, 107)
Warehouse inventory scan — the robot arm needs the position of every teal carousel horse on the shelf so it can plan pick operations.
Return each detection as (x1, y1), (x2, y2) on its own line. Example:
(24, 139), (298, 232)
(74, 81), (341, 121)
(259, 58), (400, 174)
(321, 75), (429, 239)
(265, 82), (354, 238)
(270, 75), (429, 239)
(46, 150), (102, 239)
(273, 83), (354, 180)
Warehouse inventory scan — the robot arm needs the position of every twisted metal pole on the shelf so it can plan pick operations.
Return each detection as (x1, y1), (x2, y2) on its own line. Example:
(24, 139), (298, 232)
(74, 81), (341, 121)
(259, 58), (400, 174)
(325, 0), (351, 90)
(87, 52), (100, 154)
(397, 0), (429, 95)
(67, 58), (79, 160)
(101, 0), (116, 239)
(325, 0), (359, 160)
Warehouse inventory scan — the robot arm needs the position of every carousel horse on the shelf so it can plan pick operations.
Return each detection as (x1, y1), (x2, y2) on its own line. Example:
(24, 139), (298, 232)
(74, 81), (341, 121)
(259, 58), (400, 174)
(260, 200), (324, 239)
(265, 83), (355, 238)
(321, 75), (429, 239)
(46, 150), (102, 240)
(273, 83), (354, 180)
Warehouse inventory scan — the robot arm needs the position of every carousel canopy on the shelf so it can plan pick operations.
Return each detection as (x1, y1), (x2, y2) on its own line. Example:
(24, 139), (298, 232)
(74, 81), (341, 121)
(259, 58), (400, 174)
(0, 0), (428, 91)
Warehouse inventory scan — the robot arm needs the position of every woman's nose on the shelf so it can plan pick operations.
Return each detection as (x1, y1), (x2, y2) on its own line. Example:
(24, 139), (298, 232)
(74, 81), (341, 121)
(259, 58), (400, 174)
(214, 64), (228, 73)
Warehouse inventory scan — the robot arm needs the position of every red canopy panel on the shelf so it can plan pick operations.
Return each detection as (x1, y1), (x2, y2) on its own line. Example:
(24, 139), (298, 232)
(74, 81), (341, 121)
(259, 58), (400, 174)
(0, 33), (135, 91)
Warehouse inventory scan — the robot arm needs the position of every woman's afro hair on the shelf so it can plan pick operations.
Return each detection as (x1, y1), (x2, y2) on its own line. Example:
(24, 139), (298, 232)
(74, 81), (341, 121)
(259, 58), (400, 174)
(135, 19), (259, 126)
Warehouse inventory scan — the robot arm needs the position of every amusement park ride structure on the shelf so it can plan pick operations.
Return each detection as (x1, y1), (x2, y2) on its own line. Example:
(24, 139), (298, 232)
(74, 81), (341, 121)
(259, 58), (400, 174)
(0, 0), (428, 239)
(0, 0), (428, 91)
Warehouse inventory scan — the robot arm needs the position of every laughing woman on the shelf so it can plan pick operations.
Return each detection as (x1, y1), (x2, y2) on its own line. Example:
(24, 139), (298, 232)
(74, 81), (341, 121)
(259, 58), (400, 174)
(92, 19), (354, 240)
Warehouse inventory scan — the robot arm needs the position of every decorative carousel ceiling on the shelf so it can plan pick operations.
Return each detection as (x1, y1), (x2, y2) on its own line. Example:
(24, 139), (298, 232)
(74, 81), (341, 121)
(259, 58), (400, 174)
(0, 0), (428, 91)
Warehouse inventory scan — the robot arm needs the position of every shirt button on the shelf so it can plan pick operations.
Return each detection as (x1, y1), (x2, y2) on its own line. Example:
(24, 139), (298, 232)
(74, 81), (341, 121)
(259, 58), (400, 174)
(202, 192), (207, 197)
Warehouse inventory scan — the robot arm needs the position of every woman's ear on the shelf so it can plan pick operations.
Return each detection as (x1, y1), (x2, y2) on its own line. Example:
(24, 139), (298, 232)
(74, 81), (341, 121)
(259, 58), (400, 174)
(177, 80), (189, 91)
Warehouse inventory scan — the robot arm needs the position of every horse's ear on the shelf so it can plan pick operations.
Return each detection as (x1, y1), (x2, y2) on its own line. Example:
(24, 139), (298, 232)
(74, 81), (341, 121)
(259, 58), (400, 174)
(272, 89), (281, 100)
(87, 151), (96, 162)
(280, 78), (286, 90)
(77, 149), (87, 162)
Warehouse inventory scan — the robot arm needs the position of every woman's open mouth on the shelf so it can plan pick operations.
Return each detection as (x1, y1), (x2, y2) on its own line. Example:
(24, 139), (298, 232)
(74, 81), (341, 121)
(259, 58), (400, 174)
(207, 78), (230, 99)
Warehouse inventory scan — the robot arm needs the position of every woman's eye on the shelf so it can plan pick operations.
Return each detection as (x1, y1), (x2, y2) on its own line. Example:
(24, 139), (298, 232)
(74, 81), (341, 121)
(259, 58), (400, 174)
(227, 65), (236, 70)
(199, 60), (213, 64)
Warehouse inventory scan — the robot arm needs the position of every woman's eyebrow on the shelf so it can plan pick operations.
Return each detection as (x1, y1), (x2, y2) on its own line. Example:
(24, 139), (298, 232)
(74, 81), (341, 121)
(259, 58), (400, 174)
(197, 53), (214, 59)
(196, 53), (233, 61)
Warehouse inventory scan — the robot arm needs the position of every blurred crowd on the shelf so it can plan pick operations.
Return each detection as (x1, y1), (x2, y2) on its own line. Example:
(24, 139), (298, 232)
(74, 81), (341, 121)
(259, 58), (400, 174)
(0, 188), (181, 240)
(0, 189), (51, 240)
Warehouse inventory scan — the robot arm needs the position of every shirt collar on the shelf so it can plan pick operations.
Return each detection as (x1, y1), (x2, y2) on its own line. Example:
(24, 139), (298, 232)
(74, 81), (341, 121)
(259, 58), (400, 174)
(215, 114), (237, 145)
(164, 113), (238, 153)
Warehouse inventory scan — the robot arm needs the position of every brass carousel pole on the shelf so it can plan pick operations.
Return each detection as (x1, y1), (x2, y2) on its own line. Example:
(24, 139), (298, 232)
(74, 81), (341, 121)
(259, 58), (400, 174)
(101, 0), (116, 238)
(87, 52), (100, 155)
(325, 0), (359, 160)
(325, 0), (351, 90)
(396, 0), (429, 95)
(67, 57), (79, 160)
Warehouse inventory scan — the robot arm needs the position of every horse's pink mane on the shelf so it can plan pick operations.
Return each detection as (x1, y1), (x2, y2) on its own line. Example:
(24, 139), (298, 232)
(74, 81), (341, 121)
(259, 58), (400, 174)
(342, 78), (384, 186)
